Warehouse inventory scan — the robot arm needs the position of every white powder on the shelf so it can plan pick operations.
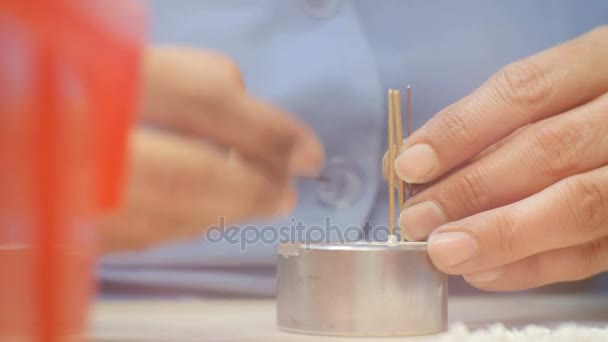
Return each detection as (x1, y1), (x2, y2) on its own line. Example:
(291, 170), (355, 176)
(437, 322), (608, 342)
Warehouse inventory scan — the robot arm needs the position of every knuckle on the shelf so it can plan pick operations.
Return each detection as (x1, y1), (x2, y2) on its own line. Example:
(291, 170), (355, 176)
(560, 176), (608, 239)
(493, 211), (519, 258)
(188, 53), (245, 109)
(526, 254), (545, 284)
(588, 25), (608, 42)
(453, 168), (489, 212)
(410, 183), (430, 197)
(527, 122), (585, 178)
(260, 128), (295, 163)
(201, 51), (244, 87)
(215, 55), (245, 89)
(493, 60), (552, 109)
(247, 174), (283, 215)
(242, 122), (295, 176)
(572, 238), (608, 281)
(436, 110), (477, 145)
(272, 129), (296, 155)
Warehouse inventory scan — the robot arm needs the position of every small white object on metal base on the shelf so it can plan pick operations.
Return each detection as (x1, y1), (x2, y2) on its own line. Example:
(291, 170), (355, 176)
(276, 241), (447, 336)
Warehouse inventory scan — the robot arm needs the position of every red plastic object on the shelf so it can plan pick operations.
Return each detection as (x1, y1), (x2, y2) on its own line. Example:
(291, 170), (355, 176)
(0, 1), (145, 340)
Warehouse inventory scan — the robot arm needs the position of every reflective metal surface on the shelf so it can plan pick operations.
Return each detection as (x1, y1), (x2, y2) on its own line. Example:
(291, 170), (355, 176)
(276, 242), (447, 336)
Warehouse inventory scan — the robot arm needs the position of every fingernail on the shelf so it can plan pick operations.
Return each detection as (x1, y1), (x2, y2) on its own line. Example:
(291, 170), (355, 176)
(464, 268), (502, 284)
(395, 144), (438, 183)
(399, 201), (447, 241)
(428, 231), (478, 268)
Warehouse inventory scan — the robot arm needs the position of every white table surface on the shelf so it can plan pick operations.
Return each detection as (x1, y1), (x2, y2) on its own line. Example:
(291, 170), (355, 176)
(89, 293), (608, 341)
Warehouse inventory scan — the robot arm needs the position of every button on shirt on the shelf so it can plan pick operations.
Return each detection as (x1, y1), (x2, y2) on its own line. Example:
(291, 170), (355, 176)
(300, 0), (342, 18)
(99, 0), (608, 297)
(316, 157), (365, 209)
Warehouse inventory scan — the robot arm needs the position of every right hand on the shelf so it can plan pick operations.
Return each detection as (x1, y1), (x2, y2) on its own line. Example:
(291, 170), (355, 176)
(97, 46), (324, 253)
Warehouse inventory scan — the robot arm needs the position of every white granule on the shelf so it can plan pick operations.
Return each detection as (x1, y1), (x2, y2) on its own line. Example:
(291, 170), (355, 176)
(437, 322), (608, 342)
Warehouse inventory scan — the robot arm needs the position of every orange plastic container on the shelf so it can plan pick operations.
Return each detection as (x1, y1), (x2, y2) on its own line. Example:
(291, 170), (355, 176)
(0, 1), (145, 340)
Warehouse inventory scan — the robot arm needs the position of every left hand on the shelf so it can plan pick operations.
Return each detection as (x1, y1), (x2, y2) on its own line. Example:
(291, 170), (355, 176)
(383, 26), (608, 291)
(97, 47), (323, 253)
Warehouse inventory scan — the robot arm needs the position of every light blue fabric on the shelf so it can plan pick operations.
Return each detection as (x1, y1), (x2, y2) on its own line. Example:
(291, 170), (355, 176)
(98, 0), (608, 297)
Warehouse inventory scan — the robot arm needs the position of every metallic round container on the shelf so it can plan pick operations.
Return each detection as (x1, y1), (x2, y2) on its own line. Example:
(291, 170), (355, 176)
(276, 242), (447, 336)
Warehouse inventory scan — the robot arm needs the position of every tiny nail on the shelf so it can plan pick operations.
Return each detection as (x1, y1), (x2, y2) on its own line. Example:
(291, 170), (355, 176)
(395, 144), (438, 183)
(399, 201), (447, 241)
(428, 230), (478, 268)
(464, 268), (502, 284)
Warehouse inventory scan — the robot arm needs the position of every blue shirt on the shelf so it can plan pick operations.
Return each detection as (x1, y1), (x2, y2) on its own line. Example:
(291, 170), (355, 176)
(99, 0), (608, 297)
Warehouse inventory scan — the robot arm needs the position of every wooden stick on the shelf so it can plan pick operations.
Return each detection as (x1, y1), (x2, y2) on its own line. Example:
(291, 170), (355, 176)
(388, 89), (396, 237)
(393, 91), (405, 212)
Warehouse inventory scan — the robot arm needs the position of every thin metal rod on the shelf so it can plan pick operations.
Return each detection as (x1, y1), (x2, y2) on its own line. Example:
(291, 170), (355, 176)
(388, 89), (396, 237)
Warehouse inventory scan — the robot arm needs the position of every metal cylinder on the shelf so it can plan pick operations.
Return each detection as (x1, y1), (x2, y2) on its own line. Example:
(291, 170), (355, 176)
(276, 242), (447, 336)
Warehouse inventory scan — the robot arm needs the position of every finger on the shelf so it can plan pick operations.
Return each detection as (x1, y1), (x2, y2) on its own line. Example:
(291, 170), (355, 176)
(223, 97), (298, 179)
(468, 124), (531, 164)
(201, 153), (298, 221)
(136, 46), (324, 178)
(97, 201), (198, 253)
(228, 99), (323, 178)
(98, 181), (296, 254)
(139, 46), (245, 116)
(139, 47), (301, 178)
(394, 26), (608, 184)
(382, 145), (403, 185)
(463, 237), (608, 291)
(382, 124), (528, 199)
(126, 129), (293, 221)
(382, 125), (528, 185)
(98, 128), (296, 252)
(426, 164), (608, 275)
(288, 117), (325, 178)
(400, 92), (608, 240)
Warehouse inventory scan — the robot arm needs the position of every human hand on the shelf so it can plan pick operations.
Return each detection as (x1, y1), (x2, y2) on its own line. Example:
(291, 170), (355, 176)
(98, 47), (323, 253)
(384, 26), (608, 290)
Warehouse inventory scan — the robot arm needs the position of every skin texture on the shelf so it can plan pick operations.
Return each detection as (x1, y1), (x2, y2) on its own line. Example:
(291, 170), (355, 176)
(383, 26), (608, 291)
(97, 47), (324, 253)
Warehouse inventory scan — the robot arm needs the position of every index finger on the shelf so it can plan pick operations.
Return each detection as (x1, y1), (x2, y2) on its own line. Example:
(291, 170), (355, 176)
(141, 47), (323, 179)
(394, 26), (608, 184)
